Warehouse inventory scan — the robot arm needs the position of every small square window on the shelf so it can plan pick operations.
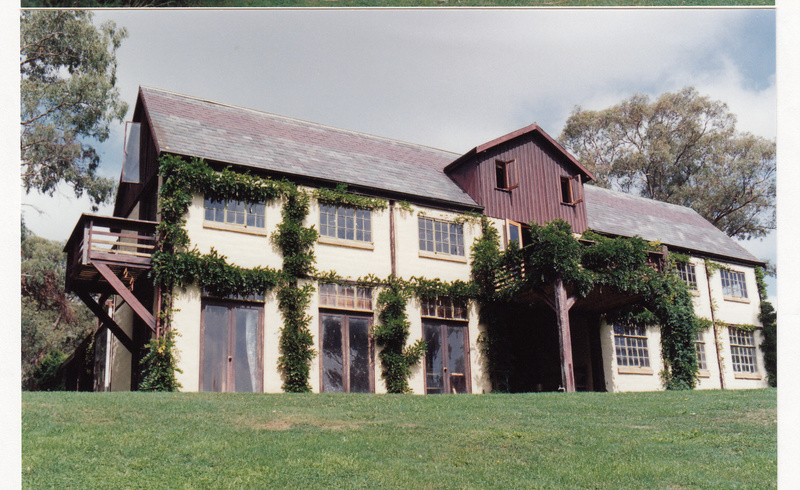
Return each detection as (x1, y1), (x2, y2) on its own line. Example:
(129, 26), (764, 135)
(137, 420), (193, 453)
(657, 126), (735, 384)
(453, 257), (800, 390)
(560, 175), (582, 205)
(614, 324), (650, 368)
(320, 204), (372, 243)
(676, 262), (698, 290)
(204, 197), (265, 229)
(495, 159), (518, 190)
(418, 216), (464, 257)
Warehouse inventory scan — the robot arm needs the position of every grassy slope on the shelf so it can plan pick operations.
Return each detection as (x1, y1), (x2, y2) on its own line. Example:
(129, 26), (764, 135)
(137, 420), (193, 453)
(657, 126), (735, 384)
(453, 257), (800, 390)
(23, 389), (775, 488)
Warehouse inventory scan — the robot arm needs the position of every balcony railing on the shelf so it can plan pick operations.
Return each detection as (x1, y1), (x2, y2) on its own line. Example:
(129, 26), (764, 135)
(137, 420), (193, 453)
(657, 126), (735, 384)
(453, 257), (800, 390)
(64, 214), (158, 289)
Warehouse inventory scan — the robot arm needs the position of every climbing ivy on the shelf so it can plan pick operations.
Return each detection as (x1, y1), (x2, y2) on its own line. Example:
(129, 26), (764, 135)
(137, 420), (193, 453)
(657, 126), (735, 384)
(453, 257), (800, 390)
(755, 266), (777, 387)
(372, 280), (426, 393)
(313, 183), (388, 211)
(138, 329), (183, 392)
(471, 218), (701, 391)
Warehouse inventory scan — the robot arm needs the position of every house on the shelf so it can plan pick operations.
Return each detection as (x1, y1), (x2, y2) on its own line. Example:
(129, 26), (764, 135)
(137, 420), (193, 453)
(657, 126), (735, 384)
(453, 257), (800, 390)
(63, 86), (769, 394)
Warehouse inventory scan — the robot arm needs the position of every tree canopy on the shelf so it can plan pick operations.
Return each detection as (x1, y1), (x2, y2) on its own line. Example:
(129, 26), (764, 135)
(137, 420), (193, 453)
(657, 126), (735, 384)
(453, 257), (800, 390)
(559, 87), (775, 240)
(21, 10), (128, 210)
(21, 220), (95, 390)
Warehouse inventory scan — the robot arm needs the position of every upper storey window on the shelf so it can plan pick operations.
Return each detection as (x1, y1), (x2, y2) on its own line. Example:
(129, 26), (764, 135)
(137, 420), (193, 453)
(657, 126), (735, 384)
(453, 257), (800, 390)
(419, 216), (465, 257)
(721, 269), (748, 300)
(204, 198), (265, 229)
(676, 262), (698, 290)
(560, 175), (582, 205)
(495, 159), (518, 191)
(320, 204), (372, 243)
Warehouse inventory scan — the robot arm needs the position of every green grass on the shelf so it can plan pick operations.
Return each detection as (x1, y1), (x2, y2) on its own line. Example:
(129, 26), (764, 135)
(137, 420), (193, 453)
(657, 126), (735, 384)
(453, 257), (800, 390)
(22, 389), (776, 488)
(20, 0), (775, 7)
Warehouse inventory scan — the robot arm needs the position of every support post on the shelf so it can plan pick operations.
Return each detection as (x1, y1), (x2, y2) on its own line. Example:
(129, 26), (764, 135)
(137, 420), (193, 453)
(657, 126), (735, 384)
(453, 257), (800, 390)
(554, 277), (576, 393)
(76, 291), (135, 353)
(95, 261), (157, 333)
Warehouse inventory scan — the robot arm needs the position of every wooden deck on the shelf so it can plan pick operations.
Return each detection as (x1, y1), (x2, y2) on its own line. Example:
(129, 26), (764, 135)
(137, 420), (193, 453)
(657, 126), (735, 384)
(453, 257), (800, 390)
(64, 214), (158, 295)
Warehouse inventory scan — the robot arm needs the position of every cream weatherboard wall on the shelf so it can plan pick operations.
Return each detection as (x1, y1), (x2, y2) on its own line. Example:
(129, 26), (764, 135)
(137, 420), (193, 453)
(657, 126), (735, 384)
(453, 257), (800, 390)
(169, 193), (495, 394)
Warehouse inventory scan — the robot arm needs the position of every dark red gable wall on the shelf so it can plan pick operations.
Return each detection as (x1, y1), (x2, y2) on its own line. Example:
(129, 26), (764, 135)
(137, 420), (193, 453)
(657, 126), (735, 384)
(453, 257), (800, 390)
(453, 132), (588, 233)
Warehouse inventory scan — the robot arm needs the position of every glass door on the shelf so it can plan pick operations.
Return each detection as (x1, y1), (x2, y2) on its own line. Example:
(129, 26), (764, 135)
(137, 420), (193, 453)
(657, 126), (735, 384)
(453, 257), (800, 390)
(201, 301), (263, 392)
(424, 321), (469, 394)
(321, 313), (373, 393)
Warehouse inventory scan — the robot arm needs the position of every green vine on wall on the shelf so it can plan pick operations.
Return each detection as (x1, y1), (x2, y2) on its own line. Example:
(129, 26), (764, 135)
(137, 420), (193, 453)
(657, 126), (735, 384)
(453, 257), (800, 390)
(313, 183), (388, 211)
(755, 266), (777, 387)
(471, 218), (701, 391)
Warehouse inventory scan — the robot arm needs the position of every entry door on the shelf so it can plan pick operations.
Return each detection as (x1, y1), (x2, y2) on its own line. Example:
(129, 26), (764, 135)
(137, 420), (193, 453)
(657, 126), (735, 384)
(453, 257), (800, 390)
(321, 314), (373, 393)
(424, 321), (470, 394)
(201, 301), (263, 392)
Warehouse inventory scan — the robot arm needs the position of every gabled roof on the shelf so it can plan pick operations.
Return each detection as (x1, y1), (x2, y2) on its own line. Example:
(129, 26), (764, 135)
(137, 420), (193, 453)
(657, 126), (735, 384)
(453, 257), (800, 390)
(584, 185), (762, 265)
(137, 86), (479, 209)
(444, 123), (595, 182)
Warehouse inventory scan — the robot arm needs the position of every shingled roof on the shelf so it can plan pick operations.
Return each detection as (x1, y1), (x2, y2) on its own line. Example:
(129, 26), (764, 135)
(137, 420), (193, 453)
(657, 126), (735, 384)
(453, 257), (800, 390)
(138, 86), (478, 209)
(584, 185), (762, 265)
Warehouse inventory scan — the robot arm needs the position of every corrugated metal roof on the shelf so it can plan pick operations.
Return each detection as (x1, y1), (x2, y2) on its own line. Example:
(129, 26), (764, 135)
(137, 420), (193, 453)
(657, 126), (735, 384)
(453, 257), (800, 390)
(139, 86), (478, 208)
(584, 185), (762, 264)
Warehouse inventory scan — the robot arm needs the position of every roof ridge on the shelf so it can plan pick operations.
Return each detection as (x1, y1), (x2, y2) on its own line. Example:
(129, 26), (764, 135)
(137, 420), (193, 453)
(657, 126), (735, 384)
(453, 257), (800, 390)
(139, 85), (460, 158)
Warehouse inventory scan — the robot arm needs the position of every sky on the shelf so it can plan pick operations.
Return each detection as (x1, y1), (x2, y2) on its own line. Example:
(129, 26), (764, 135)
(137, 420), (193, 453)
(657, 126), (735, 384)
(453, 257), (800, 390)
(20, 7), (779, 300)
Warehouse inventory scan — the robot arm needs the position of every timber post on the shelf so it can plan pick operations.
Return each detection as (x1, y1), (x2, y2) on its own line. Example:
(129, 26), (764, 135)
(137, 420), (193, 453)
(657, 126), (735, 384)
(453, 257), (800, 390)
(554, 276), (577, 393)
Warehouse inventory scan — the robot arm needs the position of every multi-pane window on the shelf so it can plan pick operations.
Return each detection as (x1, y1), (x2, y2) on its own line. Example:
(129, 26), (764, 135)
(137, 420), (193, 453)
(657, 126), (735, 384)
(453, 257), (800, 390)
(320, 204), (372, 242)
(319, 283), (372, 311)
(418, 217), (465, 257)
(695, 330), (708, 370)
(721, 269), (748, 299)
(204, 198), (265, 228)
(421, 297), (468, 320)
(614, 324), (650, 368)
(729, 328), (758, 373)
(676, 262), (698, 290)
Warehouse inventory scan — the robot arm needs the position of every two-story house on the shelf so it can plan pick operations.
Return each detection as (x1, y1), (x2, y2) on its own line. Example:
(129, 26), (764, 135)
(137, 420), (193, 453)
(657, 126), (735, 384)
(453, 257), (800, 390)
(63, 87), (769, 394)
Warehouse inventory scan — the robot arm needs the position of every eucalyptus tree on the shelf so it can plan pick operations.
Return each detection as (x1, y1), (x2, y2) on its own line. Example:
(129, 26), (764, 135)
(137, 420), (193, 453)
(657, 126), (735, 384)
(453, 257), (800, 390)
(21, 10), (128, 210)
(560, 87), (775, 240)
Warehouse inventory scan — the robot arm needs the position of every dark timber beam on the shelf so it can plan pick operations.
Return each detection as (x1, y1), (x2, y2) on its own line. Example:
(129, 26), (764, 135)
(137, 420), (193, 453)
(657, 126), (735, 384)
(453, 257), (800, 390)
(76, 291), (135, 353)
(94, 262), (157, 333)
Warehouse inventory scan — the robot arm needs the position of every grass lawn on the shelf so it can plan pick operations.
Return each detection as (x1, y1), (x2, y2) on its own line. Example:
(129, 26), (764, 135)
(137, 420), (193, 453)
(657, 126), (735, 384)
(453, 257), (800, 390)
(22, 389), (775, 488)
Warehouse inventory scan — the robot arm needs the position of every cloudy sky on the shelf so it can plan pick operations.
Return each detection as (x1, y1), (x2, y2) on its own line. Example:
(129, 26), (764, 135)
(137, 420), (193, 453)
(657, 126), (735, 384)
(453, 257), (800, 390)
(19, 7), (778, 298)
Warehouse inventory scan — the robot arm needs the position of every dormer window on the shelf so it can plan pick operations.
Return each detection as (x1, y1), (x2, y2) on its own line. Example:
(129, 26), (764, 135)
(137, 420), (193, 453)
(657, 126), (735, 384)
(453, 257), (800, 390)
(495, 159), (518, 190)
(560, 175), (582, 205)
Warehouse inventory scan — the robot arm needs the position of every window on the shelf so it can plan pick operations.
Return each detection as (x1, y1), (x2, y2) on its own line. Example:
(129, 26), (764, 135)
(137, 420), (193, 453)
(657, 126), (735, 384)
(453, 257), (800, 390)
(319, 283), (374, 393)
(614, 324), (650, 368)
(201, 300), (263, 392)
(495, 159), (518, 190)
(721, 269), (748, 299)
(695, 330), (708, 371)
(676, 262), (698, 290)
(729, 328), (758, 374)
(418, 216), (465, 257)
(204, 198), (265, 229)
(319, 204), (372, 242)
(319, 283), (373, 311)
(421, 296), (468, 321)
(505, 220), (529, 248)
(560, 175), (582, 205)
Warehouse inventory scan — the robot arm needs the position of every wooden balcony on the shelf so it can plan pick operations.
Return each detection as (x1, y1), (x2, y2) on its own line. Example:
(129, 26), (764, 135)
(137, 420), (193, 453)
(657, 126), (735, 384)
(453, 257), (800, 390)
(64, 214), (158, 295)
(64, 215), (159, 343)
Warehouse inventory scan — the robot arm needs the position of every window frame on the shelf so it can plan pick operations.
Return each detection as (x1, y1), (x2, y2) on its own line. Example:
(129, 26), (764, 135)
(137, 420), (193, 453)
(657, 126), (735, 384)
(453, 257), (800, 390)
(695, 330), (709, 375)
(560, 175), (583, 206)
(418, 216), (466, 259)
(319, 203), (373, 245)
(720, 269), (749, 301)
(495, 158), (519, 191)
(729, 327), (760, 378)
(613, 324), (653, 374)
(318, 283), (373, 312)
(676, 262), (699, 291)
(203, 196), (267, 235)
(420, 296), (468, 321)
